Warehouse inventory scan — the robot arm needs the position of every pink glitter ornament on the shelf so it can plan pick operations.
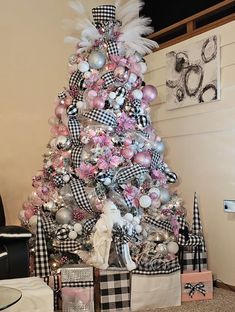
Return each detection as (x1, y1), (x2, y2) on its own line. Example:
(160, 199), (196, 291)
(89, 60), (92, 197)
(92, 96), (105, 109)
(55, 104), (65, 119)
(133, 151), (152, 168)
(142, 85), (158, 102)
(121, 146), (134, 159)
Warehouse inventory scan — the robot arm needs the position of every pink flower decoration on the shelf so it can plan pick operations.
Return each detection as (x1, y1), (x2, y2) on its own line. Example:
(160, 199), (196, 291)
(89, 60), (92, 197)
(123, 184), (140, 200)
(76, 162), (96, 180)
(151, 169), (167, 185)
(97, 151), (122, 170)
(92, 134), (112, 147)
(117, 112), (135, 132)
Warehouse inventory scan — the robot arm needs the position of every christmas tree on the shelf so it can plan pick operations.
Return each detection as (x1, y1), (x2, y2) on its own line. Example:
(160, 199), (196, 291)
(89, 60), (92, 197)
(19, 0), (188, 277)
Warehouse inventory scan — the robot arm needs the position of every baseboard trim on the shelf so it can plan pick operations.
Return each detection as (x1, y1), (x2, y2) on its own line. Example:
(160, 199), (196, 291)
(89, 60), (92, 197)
(215, 280), (235, 292)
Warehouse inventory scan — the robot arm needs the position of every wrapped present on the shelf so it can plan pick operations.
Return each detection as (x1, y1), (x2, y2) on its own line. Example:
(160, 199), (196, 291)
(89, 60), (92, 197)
(61, 264), (94, 312)
(181, 246), (208, 272)
(95, 268), (131, 312)
(181, 270), (213, 302)
(131, 271), (181, 311)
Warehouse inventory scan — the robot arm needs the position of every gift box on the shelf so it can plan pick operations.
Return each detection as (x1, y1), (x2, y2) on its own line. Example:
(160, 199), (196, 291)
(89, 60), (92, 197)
(182, 248), (208, 272)
(181, 270), (213, 302)
(131, 271), (181, 311)
(61, 264), (94, 312)
(95, 268), (131, 312)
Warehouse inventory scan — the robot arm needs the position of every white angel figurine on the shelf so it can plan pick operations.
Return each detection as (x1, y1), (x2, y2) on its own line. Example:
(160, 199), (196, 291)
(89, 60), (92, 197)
(89, 199), (136, 271)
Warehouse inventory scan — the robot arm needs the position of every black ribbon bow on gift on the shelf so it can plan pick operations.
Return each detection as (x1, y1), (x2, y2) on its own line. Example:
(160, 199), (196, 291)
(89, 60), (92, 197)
(184, 282), (206, 298)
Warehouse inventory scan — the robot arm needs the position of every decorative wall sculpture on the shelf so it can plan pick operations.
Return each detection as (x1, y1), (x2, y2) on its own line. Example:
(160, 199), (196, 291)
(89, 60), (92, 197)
(166, 35), (220, 110)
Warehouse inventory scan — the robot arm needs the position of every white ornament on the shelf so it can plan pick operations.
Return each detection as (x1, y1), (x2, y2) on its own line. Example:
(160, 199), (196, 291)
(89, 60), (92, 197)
(63, 174), (70, 183)
(103, 177), (111, 186)
(135, 224), (142, 233)
(139, 195), (152, 208)
(149, 187), (161, 197)
(128, 73), (137, 83)
(29, 215), (37, 227)
(124, 213), (134, 222)
(109, 92), (116, 99)
(77, 61), (89, 72)
(167, 241), (179, 254)
(88, 50), (106, 69)
(74, 223), (83, 233)
(116, 96), (125, 105)
(132, 216), (140, 225)
(69, 230), (77, 240)
(132, 89), (143, 100)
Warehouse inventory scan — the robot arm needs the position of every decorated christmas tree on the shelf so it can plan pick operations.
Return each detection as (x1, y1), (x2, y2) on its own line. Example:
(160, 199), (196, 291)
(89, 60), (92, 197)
(19, 0), (189, 278)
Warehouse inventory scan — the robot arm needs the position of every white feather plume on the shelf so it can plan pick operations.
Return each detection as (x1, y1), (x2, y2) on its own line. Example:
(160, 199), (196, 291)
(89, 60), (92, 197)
(64, 0), (101, 47)
(116, 0), (158, 55)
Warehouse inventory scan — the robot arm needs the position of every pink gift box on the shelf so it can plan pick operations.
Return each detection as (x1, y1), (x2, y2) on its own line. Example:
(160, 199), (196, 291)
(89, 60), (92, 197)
(181, 270), (213, 302)
(62, 287), (94, 311)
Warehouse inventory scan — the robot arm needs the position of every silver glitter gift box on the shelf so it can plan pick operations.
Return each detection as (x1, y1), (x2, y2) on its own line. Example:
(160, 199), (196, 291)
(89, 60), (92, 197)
(61, 264), (94, 286)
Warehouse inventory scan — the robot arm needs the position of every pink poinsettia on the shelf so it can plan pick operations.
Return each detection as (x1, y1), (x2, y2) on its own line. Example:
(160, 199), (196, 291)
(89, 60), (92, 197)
(151, 169), (167, 185)
(117, 112), (135, 132)
(75, 162), (96, 180)
(92, 134), (113, 147)
(123, 184), (140, 201)
(97, 150), (122, 170)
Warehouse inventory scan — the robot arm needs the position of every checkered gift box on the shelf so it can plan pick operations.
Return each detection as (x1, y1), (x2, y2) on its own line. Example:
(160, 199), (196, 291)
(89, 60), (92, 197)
(96, 269), (131, 312)
(182, 246), (208, 272)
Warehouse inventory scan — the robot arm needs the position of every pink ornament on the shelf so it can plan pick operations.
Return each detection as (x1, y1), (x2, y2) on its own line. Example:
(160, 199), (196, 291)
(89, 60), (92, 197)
(133, 151), (152, 168)
(124, 138), (132, 146)
(24, 208), (34, 220)
(55, 104), (65, 119)
(92, 96), (105, 109)
(64, 97), (72, 107)
(142, 85), (158, 102)
(87, 90), (97, 99)
(121, 147), (134, 159)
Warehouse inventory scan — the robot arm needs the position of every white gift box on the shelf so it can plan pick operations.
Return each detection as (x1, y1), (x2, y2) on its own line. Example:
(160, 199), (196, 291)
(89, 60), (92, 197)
(131, 271), (181, 311)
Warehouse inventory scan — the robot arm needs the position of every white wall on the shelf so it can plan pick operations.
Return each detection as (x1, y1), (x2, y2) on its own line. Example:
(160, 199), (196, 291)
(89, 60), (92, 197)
(145, 21), (235, 285)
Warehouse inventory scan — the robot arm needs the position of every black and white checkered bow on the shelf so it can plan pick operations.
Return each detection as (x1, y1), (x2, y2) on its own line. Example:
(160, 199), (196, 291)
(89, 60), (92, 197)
(82, 217), (98, 234)
(101, 71), (115, 88)
(143, 216), (173, 232)
(68, 117), (80, 146)
(53, 239), (82, 252)
(92, 4), (116, 26)
(69, 70), (83, 89)
(185, 282), (206, 298)
(83, 109), (117, 127)
(107, 40), (119, 56)
(115, 164), (149, 185)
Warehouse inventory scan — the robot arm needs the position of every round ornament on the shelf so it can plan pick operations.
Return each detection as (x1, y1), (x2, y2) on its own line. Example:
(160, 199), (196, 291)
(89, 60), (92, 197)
(132, 89), (143, 100)
(88, 50), (106, 69)
(55, 135), (71, 150)
(43, 201), (57, 212)
(157, 243), (168, 256)
(77, 61), (89, 72)
(68, 230), (77, 240)
(74, 223), (83, 234)
(139, 195), (152, 208)
(149, 187), (161, 197)
(159, 188), (170, 204)
(133, 151), (151, 168)
(142, 85), (158, 102)
(155, 141), (165, 154)
(135, 224), (142, 233)
(167, 241), (179, 254)
(124, 213), (134, 222)
(55, 208), (72, 224)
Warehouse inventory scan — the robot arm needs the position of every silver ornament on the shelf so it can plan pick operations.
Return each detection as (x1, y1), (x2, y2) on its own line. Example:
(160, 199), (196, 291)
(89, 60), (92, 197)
(155, 141), (165, 154)
(159, 188), (170, 204)
(157, 243), (168, 256)
(56, 135), (72, 150)
(55, 208), (72, 224)
(88, 50), (106, 69)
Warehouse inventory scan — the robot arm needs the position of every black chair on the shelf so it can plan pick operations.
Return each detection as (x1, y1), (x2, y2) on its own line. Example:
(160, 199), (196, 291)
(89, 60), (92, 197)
(0, 195), (32, 279)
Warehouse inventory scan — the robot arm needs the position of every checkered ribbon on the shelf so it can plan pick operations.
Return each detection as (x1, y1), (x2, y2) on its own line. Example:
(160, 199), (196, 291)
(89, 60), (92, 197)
(143, 216), (173, 232)
(115, 164), (149, 185)
(184, 282), (206, 298)
(83, 109), (117, 127)
(107, 40), (119, 56)
(44, 274), (61, 310)
(177, 216), (202, 246)
(99, 269), (130, 311)
(67, 104), (78, 117)
(133, 258), (180, 274)
(92, 5), (116, 25)
(69, 70), (83, 88)
(137, 130), (150, 139)
(151, 150), (161, 169)
(53, 239), (82, 252)
(53, 174), (65, 188)
(101, 71), (115, 88)
(68, 117), (80, 146)
(35, 211), (50, 277)
(58, 91), (67, 100)
(112, 225), (130, 244)
(70, 177), (94, 214)
(82, 218), (98, 234)
(71, 145), (83, 168)
(41, 214), (56, 235)
(138, 254), (174, 272)
(61, 281), (94, 288)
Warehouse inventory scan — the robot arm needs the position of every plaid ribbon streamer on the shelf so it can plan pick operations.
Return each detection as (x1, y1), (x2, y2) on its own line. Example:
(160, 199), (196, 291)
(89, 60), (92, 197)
(68, 117), (80, 146)
(70, 177), (94, 214)
(71, 145), (83, 168)
(41, 214), (56, 235)
(53, 239), (82, 252)
(177, 217), (202, 246)
(133, 258), (180, 274)
(53, 174), (65, 188)
(107, 40), (119, 56)
(44, 274), (61, 310)
(69, 70), (83, 88)
(83, 109), (117, 127)
(143, 216), (173, 232)
(82, 218), (98, 233)
(151, 150), (161, 169)
(35, 211), (50, 277)
(115, 164), (149, 185)
(184, 282), (206, 298)
(61, 281), (94, 288)
(99, 269), (130, 311)
(92, 5), (116, 25)
(101, 71), (115, 88)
